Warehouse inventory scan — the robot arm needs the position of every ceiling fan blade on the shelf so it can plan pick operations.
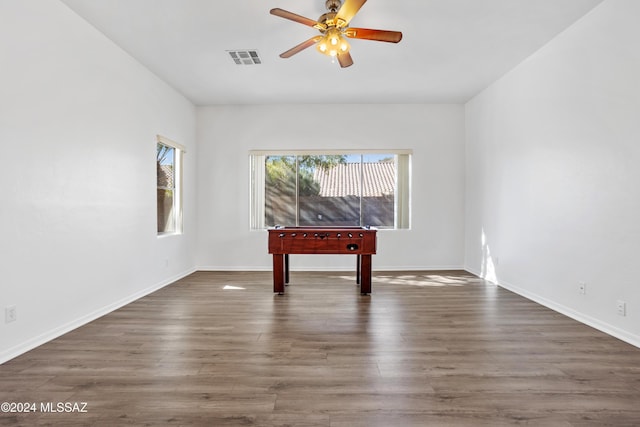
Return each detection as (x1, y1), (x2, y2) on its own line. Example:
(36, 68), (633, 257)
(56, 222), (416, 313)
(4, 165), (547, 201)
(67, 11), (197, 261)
(344, 28), (403, 43)
(270, 8), (321, 28)
(335, 0), (367, 26)
(337, 52), (354, 68)
(279, 36), (323, 58)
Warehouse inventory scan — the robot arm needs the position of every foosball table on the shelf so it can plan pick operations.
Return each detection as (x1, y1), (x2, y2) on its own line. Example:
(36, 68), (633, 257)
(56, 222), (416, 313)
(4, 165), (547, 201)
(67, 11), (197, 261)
(268, 226), (377, 295)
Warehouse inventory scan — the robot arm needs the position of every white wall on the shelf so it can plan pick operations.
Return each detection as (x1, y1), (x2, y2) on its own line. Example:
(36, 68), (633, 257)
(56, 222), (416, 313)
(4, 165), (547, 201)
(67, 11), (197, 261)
(0, 1), (197, 363)
(465, 0), (640, 346)
(196, 104), (465, 271)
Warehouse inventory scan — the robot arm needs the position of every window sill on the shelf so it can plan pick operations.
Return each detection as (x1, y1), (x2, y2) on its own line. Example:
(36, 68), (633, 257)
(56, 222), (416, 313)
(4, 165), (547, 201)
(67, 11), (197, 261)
(157, 232), (182, 238)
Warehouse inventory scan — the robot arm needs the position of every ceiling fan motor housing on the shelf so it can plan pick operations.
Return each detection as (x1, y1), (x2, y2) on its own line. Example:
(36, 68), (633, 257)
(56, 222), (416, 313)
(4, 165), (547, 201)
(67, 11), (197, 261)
(317, 12), (337, 30)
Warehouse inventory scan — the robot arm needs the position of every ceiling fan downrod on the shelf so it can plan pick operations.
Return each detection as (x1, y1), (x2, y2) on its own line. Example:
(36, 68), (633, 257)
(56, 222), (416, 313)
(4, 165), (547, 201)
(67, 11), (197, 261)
(325, 0), (342, 13)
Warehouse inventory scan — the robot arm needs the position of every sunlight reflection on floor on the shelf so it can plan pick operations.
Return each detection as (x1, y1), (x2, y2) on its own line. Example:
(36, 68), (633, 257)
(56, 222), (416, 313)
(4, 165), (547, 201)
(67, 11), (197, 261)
(331, 273), (485, 287)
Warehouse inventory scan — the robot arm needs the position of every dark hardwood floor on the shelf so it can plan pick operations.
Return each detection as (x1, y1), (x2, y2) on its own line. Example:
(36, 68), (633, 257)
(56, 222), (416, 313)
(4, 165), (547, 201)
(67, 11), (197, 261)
(1, 270), (640, 426)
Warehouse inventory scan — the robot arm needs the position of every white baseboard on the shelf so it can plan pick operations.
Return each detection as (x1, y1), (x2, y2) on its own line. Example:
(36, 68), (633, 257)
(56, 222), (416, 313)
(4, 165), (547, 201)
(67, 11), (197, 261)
(466, 267), (640, 349)
(197, 266), (271, 271)
(196, 265), (466, 272)
(0, 268), (196, 364)
(374, 265), (466, 271)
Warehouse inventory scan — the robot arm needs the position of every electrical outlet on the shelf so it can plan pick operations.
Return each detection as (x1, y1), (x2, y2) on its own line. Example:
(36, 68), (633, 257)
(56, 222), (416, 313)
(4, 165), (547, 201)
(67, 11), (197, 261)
(578, 282), (587, 295)
(616, 300), (626, 316)
(5, 306), (16, 323)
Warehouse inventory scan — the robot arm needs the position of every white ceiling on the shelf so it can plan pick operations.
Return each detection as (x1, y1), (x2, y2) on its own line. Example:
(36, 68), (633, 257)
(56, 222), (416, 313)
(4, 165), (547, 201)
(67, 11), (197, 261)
(60, 0), (603, 105)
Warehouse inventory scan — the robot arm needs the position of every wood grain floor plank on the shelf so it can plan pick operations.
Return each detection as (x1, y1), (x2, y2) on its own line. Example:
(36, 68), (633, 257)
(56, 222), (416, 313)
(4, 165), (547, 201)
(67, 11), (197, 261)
(1, 270), (640, 426)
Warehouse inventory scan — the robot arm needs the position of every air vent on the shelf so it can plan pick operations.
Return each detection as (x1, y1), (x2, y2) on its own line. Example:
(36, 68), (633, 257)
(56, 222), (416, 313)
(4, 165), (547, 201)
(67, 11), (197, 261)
(227, 50), (262, 65)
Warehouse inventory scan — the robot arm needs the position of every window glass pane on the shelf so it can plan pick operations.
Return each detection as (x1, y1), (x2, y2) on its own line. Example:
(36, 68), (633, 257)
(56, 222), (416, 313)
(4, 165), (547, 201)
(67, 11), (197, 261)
(251, 151), (410, 230)
(298, 154), (360, 226)
(265, 155), (296, 226)
(362, 154), (396, 228)
(157, 143), (176, 233)
(157, 145), (174, 187)
(157, 188), (175, 233)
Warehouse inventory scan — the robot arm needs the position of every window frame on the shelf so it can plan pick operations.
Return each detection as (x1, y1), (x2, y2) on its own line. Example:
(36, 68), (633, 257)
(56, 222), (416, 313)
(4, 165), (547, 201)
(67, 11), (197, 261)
(157, 135), (186, 236)
(249, 149), (411, 230)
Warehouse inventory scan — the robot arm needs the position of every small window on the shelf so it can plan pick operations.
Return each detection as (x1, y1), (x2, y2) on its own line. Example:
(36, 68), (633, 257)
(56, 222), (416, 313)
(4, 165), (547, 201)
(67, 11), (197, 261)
(250, 150), (411, 230)
(157, 135), (185, 235)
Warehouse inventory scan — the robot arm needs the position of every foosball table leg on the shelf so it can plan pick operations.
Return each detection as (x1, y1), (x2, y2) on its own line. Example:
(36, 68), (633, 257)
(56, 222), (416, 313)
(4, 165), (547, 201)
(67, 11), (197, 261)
(273, 254), (286, 295)
(360, 254), (372, 295)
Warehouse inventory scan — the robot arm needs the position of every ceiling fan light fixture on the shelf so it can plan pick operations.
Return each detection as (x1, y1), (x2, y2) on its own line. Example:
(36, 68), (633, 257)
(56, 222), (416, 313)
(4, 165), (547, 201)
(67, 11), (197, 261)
(339, 39), (350, 52)
(316, 29), (350, 57)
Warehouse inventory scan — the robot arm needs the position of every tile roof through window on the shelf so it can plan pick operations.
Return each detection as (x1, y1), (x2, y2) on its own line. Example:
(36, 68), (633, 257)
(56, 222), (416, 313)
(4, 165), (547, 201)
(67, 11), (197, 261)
(157, 164), (174, 189)
(313, 162), (395, 197)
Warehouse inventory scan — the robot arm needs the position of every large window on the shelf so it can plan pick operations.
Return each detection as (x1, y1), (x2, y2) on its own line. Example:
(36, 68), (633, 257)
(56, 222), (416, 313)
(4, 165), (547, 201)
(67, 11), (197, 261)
(250, 150), (411, 229)
(157, 135), (185, 235)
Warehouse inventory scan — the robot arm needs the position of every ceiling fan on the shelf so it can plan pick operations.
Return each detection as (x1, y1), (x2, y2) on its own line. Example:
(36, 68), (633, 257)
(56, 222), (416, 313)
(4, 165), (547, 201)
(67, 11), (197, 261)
(270, 0), (403, 68)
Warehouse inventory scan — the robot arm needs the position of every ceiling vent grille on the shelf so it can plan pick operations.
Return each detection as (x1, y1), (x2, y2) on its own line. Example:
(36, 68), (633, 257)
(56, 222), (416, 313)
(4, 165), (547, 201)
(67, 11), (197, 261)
(227, 50), (262, 65)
